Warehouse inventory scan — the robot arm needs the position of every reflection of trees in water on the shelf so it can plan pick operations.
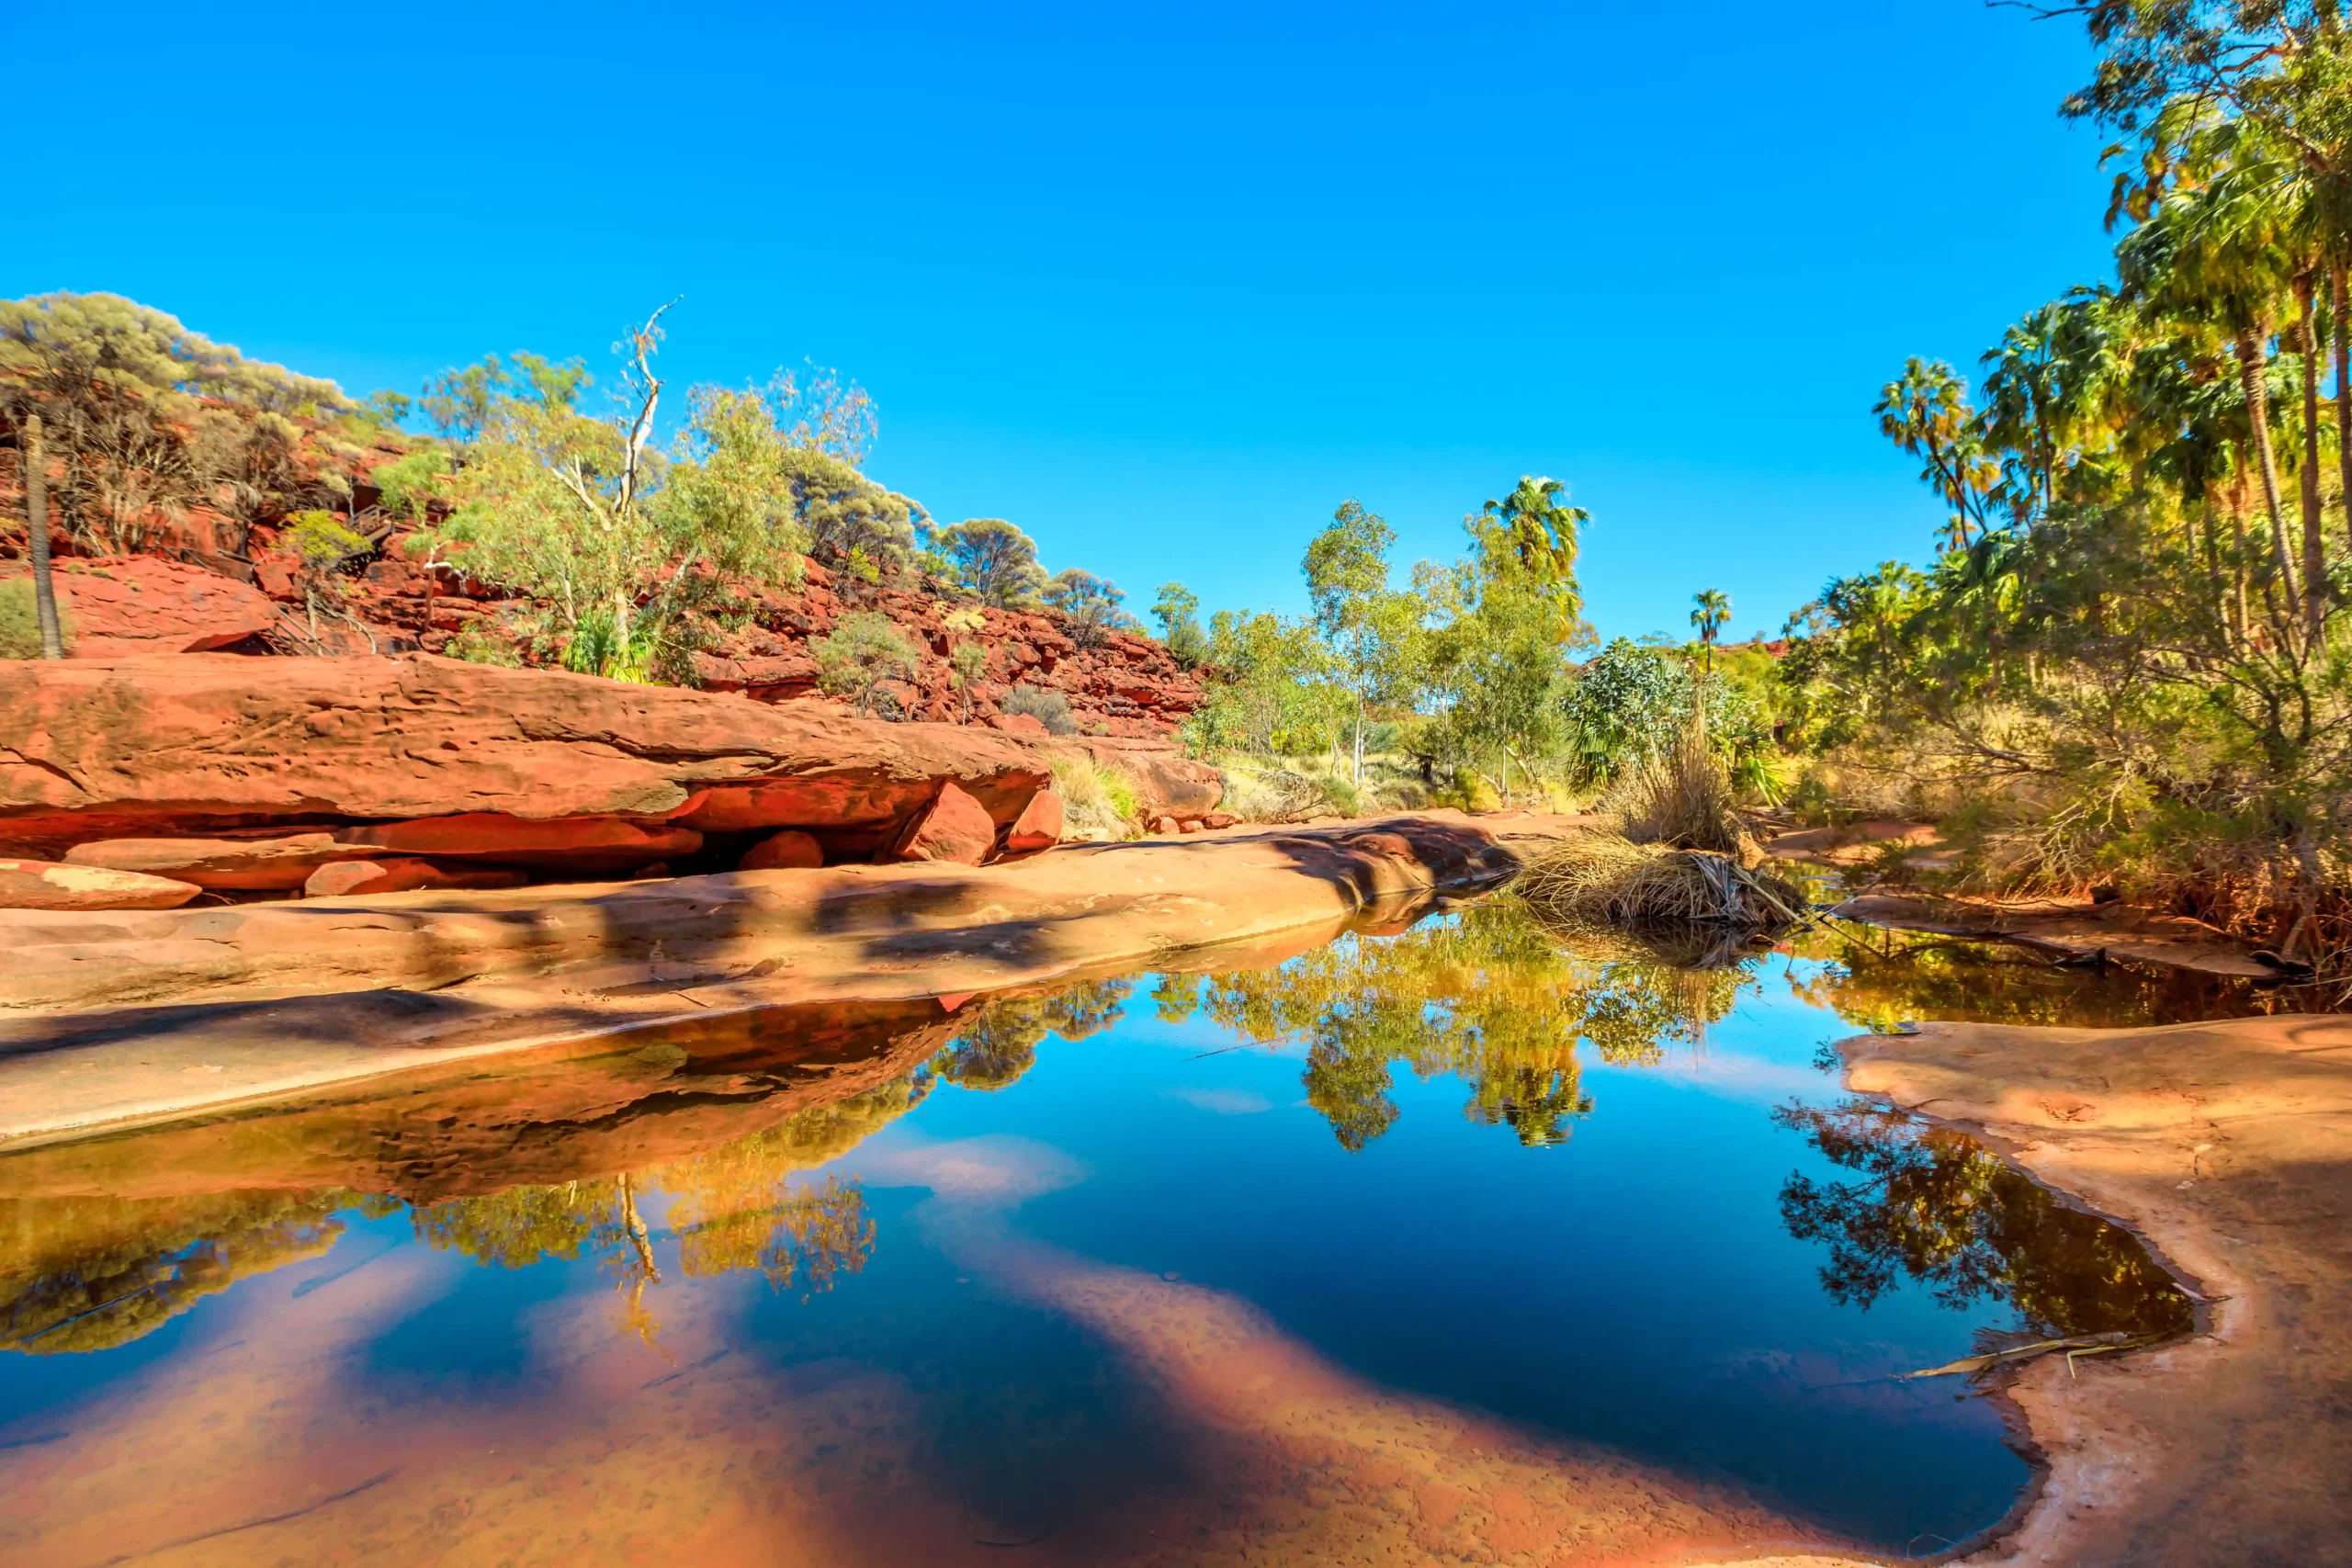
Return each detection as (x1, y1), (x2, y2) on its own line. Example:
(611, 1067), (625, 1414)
(0, 1191), (369, 1355)
(931, 979), (1136, 1091)
(1783, 927), (2280, 1031)
(1155, 905), (1752, 1151)
(407, 1076), (926, 1346)
(4, 1075), (933, 1359)
(1773, 1098), (2194, 1339)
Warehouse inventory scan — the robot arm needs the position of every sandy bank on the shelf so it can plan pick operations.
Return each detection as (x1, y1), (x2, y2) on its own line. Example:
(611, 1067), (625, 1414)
(0, 811), (1574, 1148)
(1821, 1012), (2352, 1566)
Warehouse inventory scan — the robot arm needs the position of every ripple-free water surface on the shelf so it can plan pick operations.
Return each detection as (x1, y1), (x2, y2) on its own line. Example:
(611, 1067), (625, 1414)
(0, 908), (2201, 1566)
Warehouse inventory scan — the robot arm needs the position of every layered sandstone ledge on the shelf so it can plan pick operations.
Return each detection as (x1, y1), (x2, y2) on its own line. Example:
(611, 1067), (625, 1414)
(0, 812), (1567, 1146)
(1789, 1015), (2352, 1568)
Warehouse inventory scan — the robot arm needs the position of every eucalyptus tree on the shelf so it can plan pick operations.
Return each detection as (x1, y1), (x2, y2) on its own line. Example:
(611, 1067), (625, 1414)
(1304, 500), (1425, 786)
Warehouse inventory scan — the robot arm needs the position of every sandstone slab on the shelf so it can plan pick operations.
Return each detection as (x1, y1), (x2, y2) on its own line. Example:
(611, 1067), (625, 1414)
(0, 858), (200, 910)
(64, 831), (361, 890)
(0, 654), (1059, 852)
(334, 813), (700, 865)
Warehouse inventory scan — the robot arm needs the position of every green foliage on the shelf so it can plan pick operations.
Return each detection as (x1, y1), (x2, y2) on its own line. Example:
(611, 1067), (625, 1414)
(414, 312), (809, 682)
(932, 979), (1136, 1090)
(1048, 751), (1140, 830)
(369, 448), (449, 523)
(815, 610), (918, 716)
(1305, 500), (1426, 784)
(936, 517), (1047, 606)
(1151, 581), (1210, 668)
(0, 578), (73, 659)
(0, 291), (353, 412)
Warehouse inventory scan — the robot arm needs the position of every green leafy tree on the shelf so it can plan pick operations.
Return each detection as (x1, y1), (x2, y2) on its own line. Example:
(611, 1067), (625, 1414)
(1304, 500), (1425, 785)
(1151, 581), (1210, 668)
(1043, 568), (1135, 646)
(936, 517), (1048, 606)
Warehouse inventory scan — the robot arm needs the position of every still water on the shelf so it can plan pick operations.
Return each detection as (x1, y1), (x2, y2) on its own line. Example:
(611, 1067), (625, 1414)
(0, 907), (2207, 1567)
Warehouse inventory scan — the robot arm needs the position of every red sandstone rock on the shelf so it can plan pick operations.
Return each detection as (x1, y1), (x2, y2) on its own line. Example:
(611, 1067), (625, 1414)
(1, 557), (277, 658)
(1065, 738), (1223, 819)
(1203, 812), (1237, 829)
(1179, 817), (1201, 832)
(0, 655), (1057, 852)
(886, 782), (997, 865)
(1002, 791), (1064, 855)
(1150, 814), (1180, 835)
(990, 713), (1049, 737)
(0, 857), (200, 910)
(740, 829), (824, 871)
(64, 832), (362, 890)
(334, 815), (702, 865)
(303, 859), (530, 897)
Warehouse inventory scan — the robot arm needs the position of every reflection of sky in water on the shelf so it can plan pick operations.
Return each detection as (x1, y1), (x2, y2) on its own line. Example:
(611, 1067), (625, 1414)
(0, 928), (2192, 1564)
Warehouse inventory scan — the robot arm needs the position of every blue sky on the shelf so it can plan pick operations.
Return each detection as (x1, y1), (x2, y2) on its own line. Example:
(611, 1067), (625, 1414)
(6, 1), (2115, 642)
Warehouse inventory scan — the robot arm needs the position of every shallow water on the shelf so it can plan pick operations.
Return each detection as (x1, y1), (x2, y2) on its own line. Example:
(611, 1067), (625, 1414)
(0, 905), (2197, 1567)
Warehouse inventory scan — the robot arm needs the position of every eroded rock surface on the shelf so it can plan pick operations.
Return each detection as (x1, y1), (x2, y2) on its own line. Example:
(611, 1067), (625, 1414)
(0, 653), (1058, 855)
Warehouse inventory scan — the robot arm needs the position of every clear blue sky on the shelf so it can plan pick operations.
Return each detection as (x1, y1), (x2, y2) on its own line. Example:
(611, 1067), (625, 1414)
(6, 1), (2114, 643)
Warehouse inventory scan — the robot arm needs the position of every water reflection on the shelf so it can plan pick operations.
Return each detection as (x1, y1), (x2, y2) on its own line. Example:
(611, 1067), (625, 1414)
(1772, 1099), (2196, 1340)
(0, 898), (2228, 1562)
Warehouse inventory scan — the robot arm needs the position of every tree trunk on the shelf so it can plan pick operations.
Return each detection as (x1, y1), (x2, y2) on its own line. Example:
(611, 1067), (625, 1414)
(22, 414), (64, 659)
(1351, 694), (1364, 788)
(2337, 265), (2352, 558)
(2297, 276), (2327, 637)
(2236, 329), (2301, 622)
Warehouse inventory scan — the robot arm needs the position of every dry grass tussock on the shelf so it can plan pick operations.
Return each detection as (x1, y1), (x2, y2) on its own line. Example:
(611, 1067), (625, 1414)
(1048, 752), (1141, 835)
(1602, 710), (1752, 859)
(1512, 830), (1809, 933)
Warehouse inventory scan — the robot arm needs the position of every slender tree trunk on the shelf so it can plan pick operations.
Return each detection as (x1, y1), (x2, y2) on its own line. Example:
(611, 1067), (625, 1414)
(1351, 694), (1364, 788)
(2236, 329), (2302, 622)
(21, 414), (64, 659)
(2336, 265), (2352, 559)
(2298, 276), (2328, 637)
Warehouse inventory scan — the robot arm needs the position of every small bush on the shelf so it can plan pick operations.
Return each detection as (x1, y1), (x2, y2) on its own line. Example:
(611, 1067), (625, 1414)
(817, 611), (919, 716)
(0, 578), (74, 659)
(1005, 682), (1079, 736)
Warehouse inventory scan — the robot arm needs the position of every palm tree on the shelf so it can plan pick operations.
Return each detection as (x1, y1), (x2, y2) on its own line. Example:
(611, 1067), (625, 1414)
(2119, 164), (2305, 626)
(1874, 359), (1999, 549)
(1690, 589), (1731, 671)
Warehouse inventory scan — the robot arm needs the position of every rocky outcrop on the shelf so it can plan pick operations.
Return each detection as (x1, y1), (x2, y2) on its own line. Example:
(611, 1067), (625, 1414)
(2, 556), (277, 656)
(0, 652), (1088, 892)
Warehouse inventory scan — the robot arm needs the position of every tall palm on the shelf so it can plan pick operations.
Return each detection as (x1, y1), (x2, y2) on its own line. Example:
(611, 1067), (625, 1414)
(1873, 358), (1999, 548)
(2119, 176), (2305, 626)
(1690, 589), (1731, 672)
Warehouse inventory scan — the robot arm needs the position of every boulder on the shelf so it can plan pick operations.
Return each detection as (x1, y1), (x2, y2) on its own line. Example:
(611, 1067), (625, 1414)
(886, 781), (997, 865)
(1063, 737), (1223, 819)
(0, 654), (1055, 852)
(303, 859), (531, 898)
(0, 858), (200, 910)
(1150, 815), (1181, 835)
(1, 557), (277, 658)
(740, 829), (824, 871)
(1002, 790), (1064, 855)
(1203, 811), (1237, 830)
(990, 713), (1049, 737)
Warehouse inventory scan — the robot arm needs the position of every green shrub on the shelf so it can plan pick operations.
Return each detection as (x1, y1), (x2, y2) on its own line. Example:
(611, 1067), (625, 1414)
(816, 611), (918, 716)
(1049, 752), (1140, 834)
(0, 578), (74, 659)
